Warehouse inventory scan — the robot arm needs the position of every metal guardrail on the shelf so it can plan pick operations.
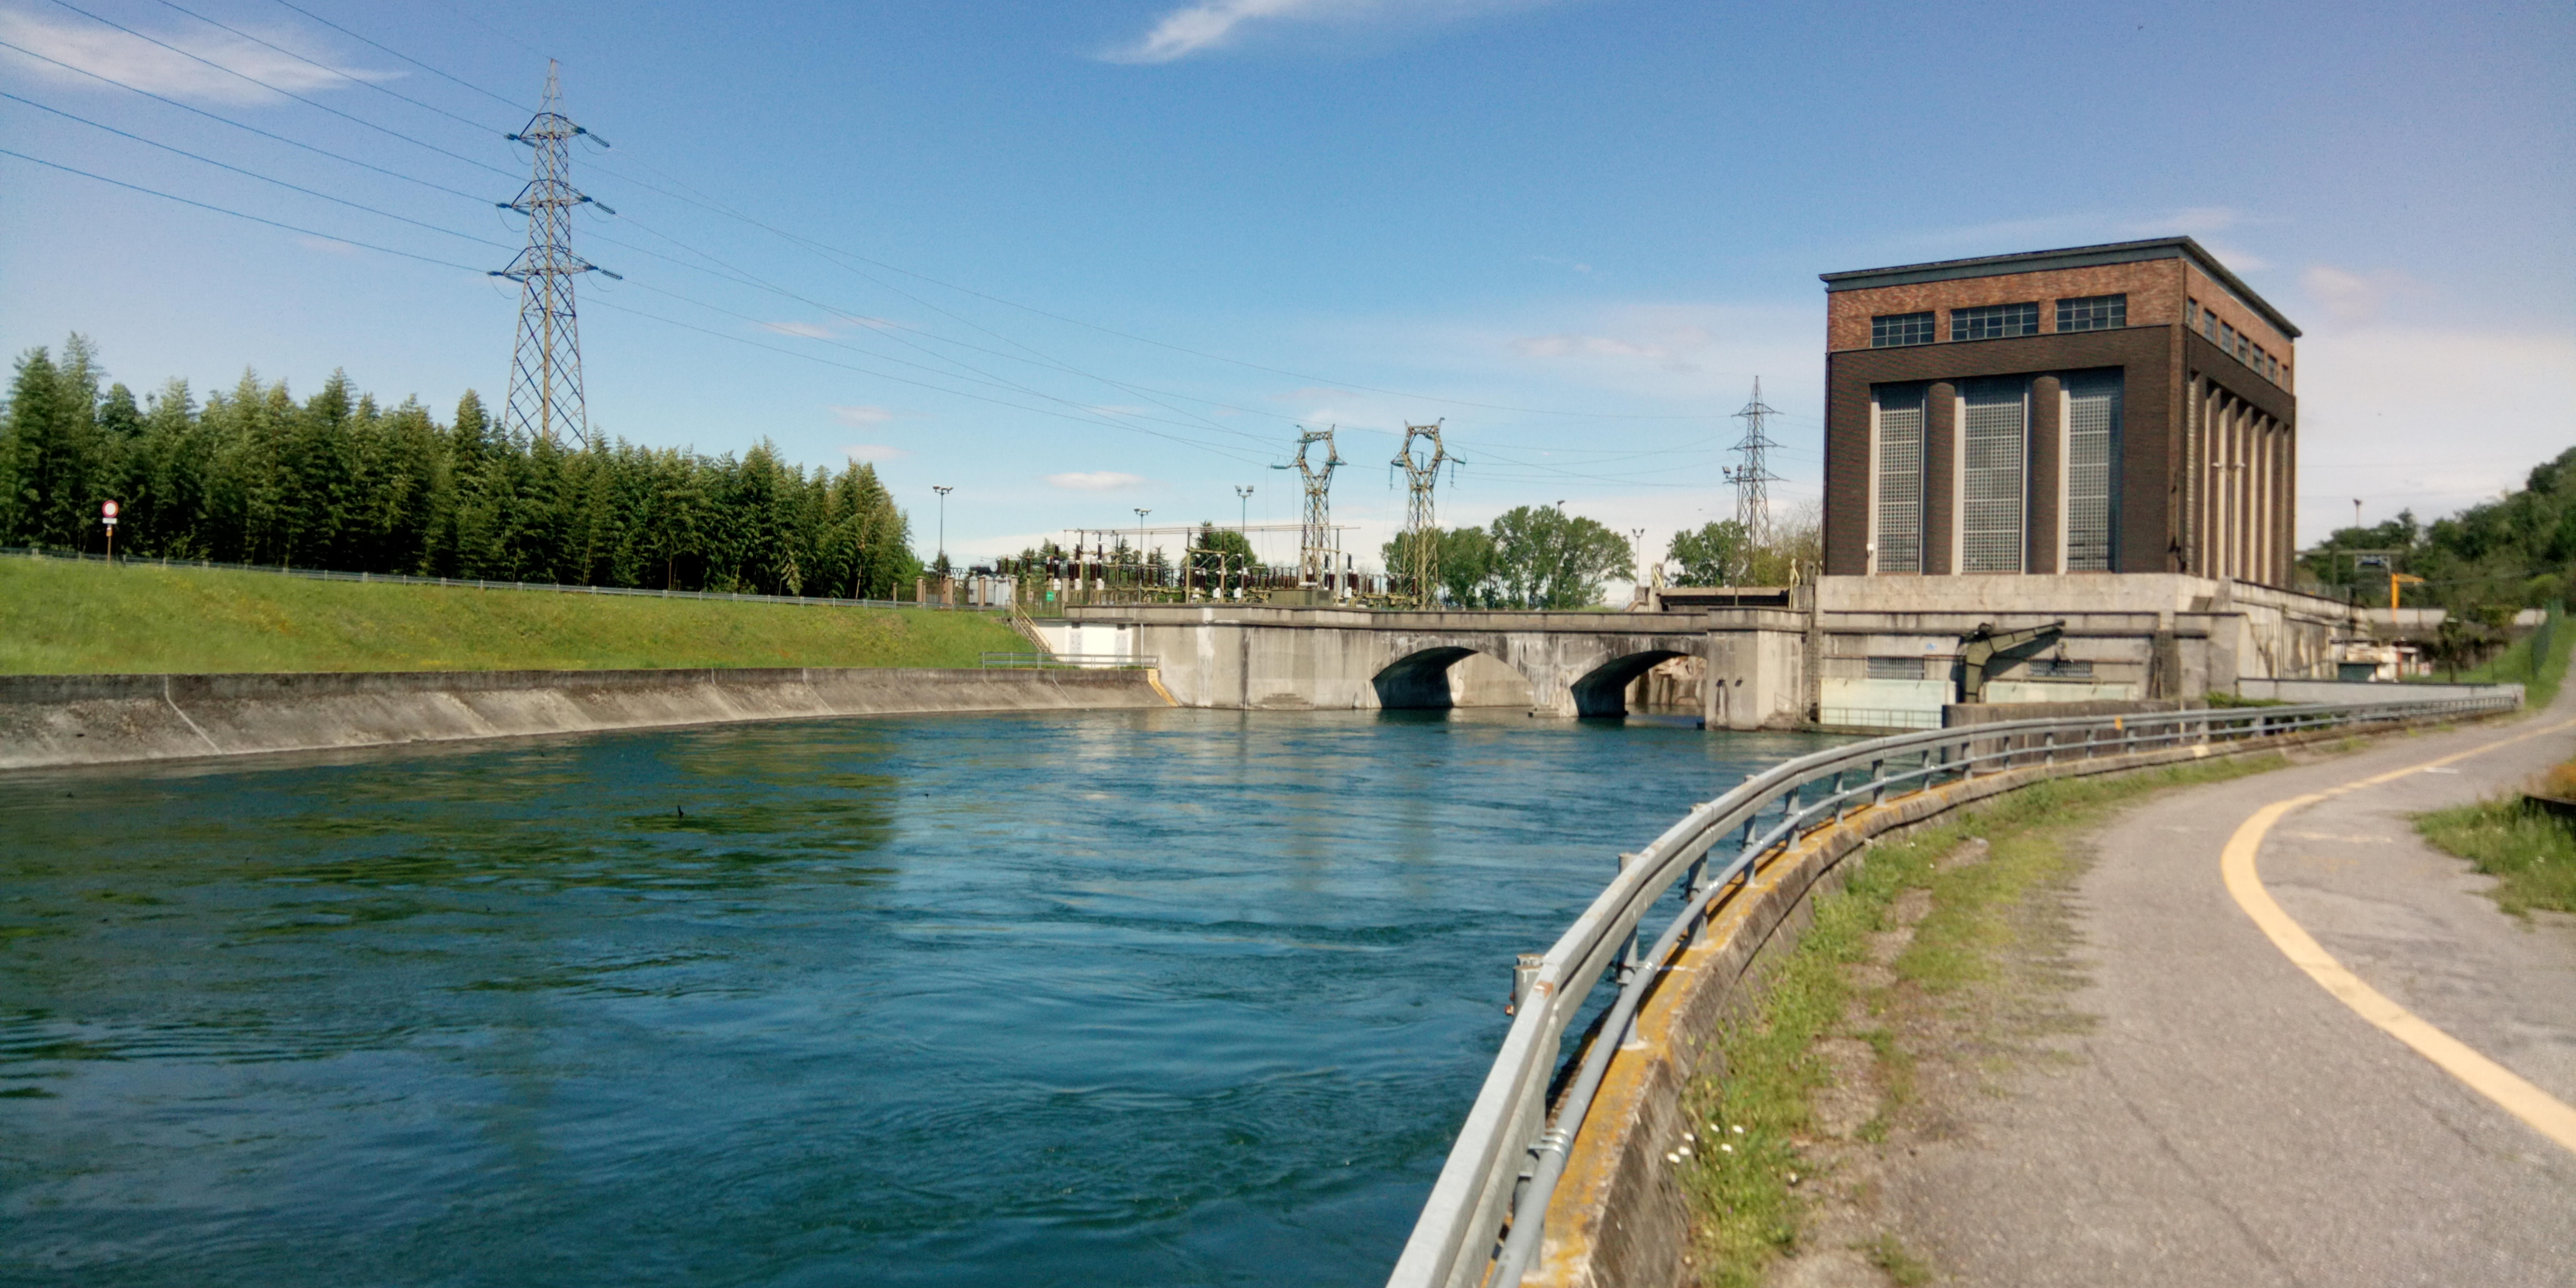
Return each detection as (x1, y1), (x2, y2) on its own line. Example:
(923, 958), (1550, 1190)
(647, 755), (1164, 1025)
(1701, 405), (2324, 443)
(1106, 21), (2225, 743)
(0, 546), (1009, 613)
(1388, 693), (2518, 1288)
(977, 652), (1160, 670)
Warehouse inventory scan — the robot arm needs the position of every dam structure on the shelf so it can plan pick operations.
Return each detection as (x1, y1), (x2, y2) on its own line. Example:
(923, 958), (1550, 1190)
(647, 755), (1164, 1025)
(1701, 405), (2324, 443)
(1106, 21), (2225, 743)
(1045, 571), (2365, 731)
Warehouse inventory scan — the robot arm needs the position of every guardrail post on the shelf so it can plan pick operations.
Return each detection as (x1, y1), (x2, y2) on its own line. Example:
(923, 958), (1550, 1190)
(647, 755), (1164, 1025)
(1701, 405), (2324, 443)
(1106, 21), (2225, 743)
(1509, 953), (1544, 1015)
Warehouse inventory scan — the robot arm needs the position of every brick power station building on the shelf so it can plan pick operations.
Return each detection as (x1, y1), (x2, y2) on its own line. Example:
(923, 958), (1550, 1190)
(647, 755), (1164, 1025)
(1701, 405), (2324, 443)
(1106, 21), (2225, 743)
(1819, 237), (2300, 587)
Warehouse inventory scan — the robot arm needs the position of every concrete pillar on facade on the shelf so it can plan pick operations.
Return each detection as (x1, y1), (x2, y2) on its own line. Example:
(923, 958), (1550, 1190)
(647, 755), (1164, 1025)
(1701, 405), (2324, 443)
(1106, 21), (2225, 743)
(2026, 374), (2062, 574)
(1922, 381), (1957, 575)
(2278, 419), (2297, 587)
(2180, 375), (2202, 576)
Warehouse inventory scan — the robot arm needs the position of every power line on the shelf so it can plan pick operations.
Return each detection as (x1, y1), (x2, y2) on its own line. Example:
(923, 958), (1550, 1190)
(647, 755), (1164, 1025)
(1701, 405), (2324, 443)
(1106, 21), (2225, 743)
(145, 0), (511, 135)
(0, 145), (485, 271)
(39, 0), (519, 179)
(583, 296), (1273, 467)
(0, 37), (496, 204)
(117, 0), (1754, 456)
(1, 91), (513, 249)
(257, 0), (529, 112)
(584, 150), (1716, 421)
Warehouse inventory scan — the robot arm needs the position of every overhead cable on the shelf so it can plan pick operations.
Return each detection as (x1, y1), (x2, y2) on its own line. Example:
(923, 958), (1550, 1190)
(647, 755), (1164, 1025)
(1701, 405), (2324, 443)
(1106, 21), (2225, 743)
(145, 0), (511, 135)
(0, 37), (493, 204)
(2, 92), (513, 249)
(586, 297), (1276, 468)
(258, 0), (530, 112)
(39, 0), (519, 179)
(0, 146), (485, 272)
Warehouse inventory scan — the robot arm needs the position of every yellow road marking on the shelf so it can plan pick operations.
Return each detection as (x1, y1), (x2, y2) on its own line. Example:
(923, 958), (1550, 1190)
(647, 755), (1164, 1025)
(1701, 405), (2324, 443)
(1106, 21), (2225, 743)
(2220, 716), (2576, 1154)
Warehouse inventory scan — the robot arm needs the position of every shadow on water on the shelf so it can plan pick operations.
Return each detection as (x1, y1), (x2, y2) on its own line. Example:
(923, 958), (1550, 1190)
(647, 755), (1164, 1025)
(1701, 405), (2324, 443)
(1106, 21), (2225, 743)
(0, 708), (1845, 1287)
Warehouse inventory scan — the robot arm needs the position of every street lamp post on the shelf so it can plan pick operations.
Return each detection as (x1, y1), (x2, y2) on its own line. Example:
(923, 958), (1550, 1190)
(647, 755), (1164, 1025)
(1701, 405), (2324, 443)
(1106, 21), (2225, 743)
(1134, 508), (1151, 591)
(932, 486), (953, 570)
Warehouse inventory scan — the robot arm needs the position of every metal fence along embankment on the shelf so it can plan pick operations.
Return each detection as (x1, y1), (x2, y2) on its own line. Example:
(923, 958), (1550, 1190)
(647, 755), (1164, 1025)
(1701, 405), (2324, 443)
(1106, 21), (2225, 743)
(1387, 693), (2517, 1288)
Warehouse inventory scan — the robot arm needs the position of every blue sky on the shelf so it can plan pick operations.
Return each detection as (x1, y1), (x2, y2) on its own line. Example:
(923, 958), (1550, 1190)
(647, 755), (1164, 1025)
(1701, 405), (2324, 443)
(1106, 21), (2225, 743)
(4, 0), (2570, 572)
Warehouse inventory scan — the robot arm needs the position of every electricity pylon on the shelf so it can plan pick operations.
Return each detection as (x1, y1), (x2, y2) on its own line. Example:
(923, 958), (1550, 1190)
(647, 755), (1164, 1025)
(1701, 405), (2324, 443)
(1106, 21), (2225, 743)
(1392, 420), (1458, 607)
(1272, 426), (1342, 588)
(494, 60), (618, 447)
(1723, 377), (1786, 576)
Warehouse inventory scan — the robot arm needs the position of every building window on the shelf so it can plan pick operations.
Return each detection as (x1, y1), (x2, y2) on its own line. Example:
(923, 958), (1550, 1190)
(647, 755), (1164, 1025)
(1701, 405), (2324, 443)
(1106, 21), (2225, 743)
(2056, 294), (2127, 332)
(1872, 312), (1935, 347)
(2062, 370), (2121, 573)
(2026, 658), (2095, 679)
(1959, 377), (2027, 573)
(1952, 302), (2039, 341)
(2218, 321), (2236, 353)
(1873, 385), (1925, 574)
(1867, 656), (1926, 680)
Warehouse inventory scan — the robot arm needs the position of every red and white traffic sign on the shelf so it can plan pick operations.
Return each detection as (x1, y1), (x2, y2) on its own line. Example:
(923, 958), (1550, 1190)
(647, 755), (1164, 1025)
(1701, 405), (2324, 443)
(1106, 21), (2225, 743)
(101, 500), (119, 518)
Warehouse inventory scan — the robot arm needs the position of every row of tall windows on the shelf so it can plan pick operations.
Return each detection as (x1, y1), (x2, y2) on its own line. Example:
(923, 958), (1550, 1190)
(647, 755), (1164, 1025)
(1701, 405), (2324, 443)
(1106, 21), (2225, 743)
(1870, 294), (2129, 348)
(2186, 299), (2287, 385)
(1870, 372), (2122, 574)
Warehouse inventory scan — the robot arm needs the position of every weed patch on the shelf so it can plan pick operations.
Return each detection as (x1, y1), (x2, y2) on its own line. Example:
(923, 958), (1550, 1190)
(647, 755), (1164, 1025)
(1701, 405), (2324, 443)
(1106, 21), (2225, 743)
(2416, 798), (2576, 916)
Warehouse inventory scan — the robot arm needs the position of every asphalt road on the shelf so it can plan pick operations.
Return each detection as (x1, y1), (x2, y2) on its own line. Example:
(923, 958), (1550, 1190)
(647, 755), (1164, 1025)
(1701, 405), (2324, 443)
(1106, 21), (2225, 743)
(1890, 696), (2576, 1286)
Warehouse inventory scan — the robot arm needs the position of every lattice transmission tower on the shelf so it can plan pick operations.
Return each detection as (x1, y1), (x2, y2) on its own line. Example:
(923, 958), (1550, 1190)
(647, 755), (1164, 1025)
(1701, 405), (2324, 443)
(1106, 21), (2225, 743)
(1273, 426), (1343, 588)
(1391, 420), (1458, 606)
(1723, 377), (1786, 557)
(494, 60), (618, 447)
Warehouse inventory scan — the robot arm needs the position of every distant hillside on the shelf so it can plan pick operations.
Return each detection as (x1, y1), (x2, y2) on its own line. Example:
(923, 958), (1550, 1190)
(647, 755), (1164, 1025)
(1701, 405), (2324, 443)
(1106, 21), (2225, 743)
(2302, 445), (2576, 611)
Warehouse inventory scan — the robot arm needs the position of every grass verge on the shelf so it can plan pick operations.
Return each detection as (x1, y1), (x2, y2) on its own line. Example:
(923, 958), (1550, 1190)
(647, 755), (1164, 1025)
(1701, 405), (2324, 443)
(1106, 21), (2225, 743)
(1679, 752), (2293, 1286)
(2414, 798), (2576, 916)
(0, 556), (1026, 674)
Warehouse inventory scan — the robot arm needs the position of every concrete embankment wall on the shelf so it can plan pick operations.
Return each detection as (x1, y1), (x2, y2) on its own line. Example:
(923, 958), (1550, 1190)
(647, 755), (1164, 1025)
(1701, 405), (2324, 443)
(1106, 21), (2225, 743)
(2237, 677), (2521, 706)
(1528, 703), (2510, 1288)
(0, 667), (1175, 771)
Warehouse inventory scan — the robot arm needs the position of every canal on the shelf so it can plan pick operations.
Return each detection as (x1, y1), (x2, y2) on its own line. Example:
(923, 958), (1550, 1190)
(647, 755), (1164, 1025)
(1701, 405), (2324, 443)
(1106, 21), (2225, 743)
(1, 708), (1833, 1286)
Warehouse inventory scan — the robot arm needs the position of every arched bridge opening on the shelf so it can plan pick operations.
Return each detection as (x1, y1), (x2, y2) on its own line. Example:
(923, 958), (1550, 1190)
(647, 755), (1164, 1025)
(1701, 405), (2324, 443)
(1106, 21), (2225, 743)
(1569, 649), (1690, 719)
(1372, 647), (1536, 711)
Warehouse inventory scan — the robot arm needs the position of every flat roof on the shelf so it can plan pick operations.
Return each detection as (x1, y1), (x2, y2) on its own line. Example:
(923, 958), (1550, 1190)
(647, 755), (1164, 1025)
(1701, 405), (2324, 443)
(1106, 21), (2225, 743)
(1819, 236), (2299, 339)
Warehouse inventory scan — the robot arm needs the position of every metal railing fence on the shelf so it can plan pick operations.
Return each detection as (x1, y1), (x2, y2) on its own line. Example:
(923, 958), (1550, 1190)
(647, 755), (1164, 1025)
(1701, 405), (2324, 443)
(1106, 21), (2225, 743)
(0, 546), (1007, 614)
(1388, 693), (2517, 1288)
(977, 652), (1160, 670)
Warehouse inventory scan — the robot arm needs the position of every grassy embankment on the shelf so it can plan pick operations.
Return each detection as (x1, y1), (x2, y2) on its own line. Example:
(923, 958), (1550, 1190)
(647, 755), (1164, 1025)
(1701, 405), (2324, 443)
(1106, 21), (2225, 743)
(1677, 753), (2296, 1287)
(2410, 606), (2576, 916)
(0, 556), (1026, 674)
(2414, 602), (2573, 708)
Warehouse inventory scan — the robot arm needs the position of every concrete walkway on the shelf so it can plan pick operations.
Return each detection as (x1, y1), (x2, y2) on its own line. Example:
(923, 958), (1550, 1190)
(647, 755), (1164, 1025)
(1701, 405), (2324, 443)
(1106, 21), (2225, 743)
(1890, 696), (2576, 1286)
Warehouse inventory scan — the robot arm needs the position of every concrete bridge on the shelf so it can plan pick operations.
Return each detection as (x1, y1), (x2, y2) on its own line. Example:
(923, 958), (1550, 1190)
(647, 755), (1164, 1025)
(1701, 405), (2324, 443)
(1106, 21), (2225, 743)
(1043, 605), (1811, 726)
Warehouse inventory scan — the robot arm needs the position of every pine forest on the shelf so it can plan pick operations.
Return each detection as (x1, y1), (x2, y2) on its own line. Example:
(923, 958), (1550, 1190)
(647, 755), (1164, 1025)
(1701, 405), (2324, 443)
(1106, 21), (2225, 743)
(0, 336), (922, 599)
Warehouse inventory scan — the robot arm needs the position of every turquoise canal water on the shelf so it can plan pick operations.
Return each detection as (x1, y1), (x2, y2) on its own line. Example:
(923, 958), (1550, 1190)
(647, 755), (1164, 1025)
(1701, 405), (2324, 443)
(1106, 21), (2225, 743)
(0, 708), (1832, 1286)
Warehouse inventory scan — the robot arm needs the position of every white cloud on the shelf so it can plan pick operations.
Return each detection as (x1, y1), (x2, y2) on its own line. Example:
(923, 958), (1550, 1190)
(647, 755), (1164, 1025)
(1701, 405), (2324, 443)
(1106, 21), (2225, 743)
(829, 404), (897, 426)
(1047, 470), (1149, 491)
(1104, 0), (1548, 64)
(1511, 324), (1714, 371)
(2299, 264), (2408, 327)
(762, 321), (837, 339)
(842, 444), (907, 462)
(0, 11), (387, 105)
(294, 235), (359, 257)
(2293, 324), (2576, 540)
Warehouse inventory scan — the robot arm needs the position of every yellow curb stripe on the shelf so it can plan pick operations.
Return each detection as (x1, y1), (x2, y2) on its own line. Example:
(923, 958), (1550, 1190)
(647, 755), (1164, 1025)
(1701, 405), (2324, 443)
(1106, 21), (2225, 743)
(2220, 716), (2576, 1155)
